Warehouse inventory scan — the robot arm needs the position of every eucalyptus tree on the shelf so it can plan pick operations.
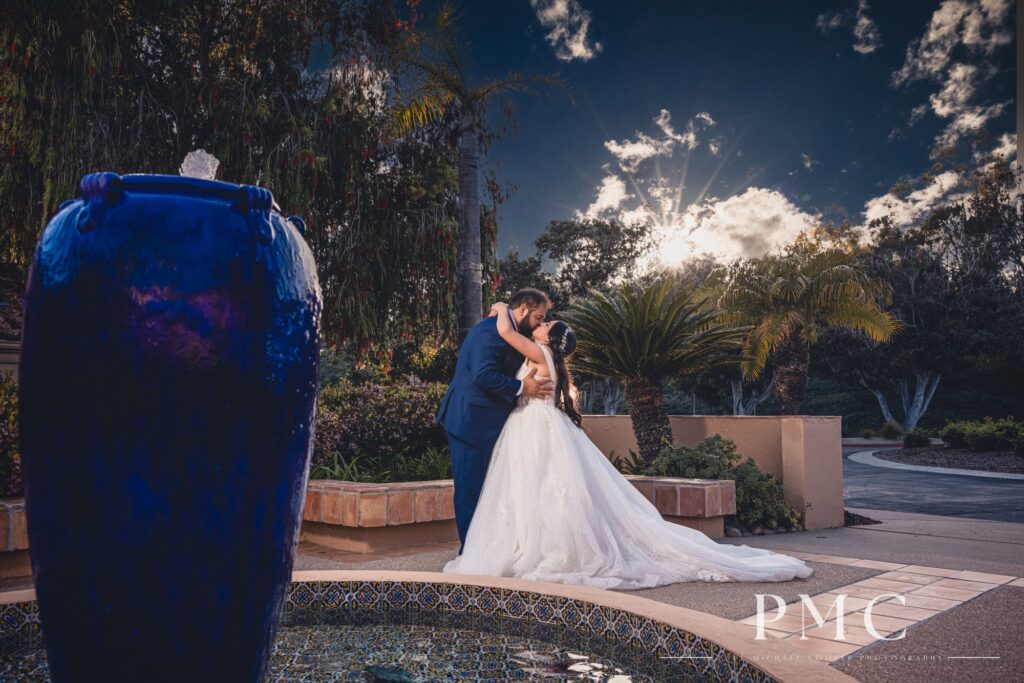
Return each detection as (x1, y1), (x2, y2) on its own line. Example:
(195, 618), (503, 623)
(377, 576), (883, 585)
(564, 278), (748, 464)
(702, 236), (902, 415)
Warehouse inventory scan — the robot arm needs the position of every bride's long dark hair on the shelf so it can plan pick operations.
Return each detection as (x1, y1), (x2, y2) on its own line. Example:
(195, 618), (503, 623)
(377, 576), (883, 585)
(547, 321), (583, 428)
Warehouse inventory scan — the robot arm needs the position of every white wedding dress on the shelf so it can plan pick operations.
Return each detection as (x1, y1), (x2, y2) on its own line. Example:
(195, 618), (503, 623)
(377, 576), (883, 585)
(443, 345), (813, 589)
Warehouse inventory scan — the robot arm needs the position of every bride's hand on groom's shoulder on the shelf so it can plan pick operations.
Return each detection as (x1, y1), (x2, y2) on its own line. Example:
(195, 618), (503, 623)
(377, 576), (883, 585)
(488, 301), (508, 317)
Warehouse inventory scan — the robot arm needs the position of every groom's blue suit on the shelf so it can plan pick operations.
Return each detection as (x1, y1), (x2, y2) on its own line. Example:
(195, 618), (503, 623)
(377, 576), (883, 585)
(436, 315), (525, 552)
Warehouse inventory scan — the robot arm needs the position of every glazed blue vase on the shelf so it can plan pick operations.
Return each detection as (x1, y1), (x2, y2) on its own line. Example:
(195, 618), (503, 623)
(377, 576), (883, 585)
(19, 173), (322, 681)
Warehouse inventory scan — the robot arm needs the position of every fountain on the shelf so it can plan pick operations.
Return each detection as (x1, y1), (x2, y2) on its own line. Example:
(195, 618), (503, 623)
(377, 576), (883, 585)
(1, 162), (855, 683)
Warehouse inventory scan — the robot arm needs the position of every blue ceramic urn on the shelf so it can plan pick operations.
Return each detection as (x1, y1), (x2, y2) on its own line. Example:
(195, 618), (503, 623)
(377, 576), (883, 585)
(19, 173), (322, 681)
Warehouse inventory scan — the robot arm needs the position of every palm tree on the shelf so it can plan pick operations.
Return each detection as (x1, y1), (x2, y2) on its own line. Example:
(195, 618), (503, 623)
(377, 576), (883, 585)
(564, 278), (748, 465)
(391, 3), (560, 339)
(702, 237), (902, 415)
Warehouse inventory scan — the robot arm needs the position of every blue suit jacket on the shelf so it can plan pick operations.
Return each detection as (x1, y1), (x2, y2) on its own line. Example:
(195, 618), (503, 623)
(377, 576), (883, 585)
(436, 316), (525, 449)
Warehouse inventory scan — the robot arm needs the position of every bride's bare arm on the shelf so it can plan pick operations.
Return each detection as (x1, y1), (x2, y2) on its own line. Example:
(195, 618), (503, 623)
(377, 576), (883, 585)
(493, 302), (548, 365)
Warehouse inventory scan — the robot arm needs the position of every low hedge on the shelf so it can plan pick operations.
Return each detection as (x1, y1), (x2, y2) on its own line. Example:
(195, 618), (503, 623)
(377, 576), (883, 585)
(940, 416), (1024, 454)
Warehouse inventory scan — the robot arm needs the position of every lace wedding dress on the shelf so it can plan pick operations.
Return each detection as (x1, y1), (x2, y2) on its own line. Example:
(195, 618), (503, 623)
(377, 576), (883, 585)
(443, 345), (813, 589)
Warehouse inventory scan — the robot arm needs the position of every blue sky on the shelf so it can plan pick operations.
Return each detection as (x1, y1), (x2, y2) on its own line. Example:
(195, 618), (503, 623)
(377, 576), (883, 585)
(425, 0), (1017, 264)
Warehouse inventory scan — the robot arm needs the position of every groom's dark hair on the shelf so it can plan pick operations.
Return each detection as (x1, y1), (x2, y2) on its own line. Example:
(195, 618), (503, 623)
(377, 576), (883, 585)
(509, 288), (551, 309)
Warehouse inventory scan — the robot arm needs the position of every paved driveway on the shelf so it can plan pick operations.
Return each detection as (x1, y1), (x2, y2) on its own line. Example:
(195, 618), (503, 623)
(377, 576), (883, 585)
(842, 446), (1024, 522)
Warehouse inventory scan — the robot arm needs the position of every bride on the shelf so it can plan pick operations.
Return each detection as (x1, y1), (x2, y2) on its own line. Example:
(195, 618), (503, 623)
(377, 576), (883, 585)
(443, 302), (813, 589)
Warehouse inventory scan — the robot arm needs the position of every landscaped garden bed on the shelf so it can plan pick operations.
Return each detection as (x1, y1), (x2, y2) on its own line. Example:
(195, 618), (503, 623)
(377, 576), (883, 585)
(881, 417), (1024, 474)
(876, 446), (1024, 474)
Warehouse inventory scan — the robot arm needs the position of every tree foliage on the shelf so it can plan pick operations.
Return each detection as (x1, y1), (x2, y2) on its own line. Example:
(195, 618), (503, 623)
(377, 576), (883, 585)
(498, 217), (652, 312)
(820, 162), (1024, 429)
(564, 277), (747, 462)
(0, 0), (461, 357)
(701, 235), (902, 414)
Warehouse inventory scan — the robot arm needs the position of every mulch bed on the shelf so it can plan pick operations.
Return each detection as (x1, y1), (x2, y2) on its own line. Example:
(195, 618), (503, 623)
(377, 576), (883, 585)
(876, 446), (1024, 474)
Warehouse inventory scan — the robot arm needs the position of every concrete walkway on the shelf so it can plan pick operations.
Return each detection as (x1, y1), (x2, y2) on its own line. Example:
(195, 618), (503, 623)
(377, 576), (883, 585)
(722, 507), (1024, 578)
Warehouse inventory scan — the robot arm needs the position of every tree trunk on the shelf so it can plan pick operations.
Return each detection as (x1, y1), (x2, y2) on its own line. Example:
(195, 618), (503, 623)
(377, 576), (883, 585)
(602, 378), (626, 415)
(623, 376), (672, 464)
(857, 367), (941, 431)
(731, 373), (776, 415)
(773, 330), (810, 415)
(898, 369), (941, 431)
(856, 371), (901, 429)
(456, 108), (482, 340)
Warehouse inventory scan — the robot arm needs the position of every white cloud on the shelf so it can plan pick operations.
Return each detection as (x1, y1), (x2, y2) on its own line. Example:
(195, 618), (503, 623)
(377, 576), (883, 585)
(972, 132), (1018, 174)
(604, 109), (716, 173)
(975, 132), (1016, 162)
(604, 133), (669, 173)
(815, 1), (881, 54)
(580, 110), (822, 269)
(645, 188), (821, 267)
(861, 133), (1018, 234)
(852, 0), (882, 54)
(891, 0), (1013, 154)
(583, 174), (630, 217)
(693, 111), (716, 127)
(802, 153), (816, 171)
(816, 11), (845, 32)
(862, 171), (965, 227)
(530, 0), (603, 62)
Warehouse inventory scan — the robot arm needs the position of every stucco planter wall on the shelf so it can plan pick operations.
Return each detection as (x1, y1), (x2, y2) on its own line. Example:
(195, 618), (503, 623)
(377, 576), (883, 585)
(582, 415), (845, 530)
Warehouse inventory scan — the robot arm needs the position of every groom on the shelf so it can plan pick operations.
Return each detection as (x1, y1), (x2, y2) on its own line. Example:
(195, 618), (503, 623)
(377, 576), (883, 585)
(437, 288), (553, 552)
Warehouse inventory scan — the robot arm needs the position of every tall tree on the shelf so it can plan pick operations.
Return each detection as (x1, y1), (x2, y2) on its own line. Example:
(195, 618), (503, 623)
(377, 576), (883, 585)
(534, 218), (652, 302)
(497, 217), (652, 312)
(823, 162), (1024, 430)
(392, 2), (558, 339)
(702, 235), (902, 415)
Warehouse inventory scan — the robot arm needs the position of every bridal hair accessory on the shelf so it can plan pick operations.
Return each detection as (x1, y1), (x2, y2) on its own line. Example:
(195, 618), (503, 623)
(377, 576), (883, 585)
(557, 330), (571, 355)
(551, 321), (576, 358)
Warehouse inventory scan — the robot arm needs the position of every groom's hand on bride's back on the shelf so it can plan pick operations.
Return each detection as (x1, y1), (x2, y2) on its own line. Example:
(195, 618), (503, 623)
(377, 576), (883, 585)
(521, 367), (552, 399)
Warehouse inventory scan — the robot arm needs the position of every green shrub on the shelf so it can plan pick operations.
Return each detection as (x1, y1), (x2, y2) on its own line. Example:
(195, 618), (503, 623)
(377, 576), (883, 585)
(388, 446), (452, 481)
(903, 429), (930, 448)
(641, 434), (740, 479)
(940, 421), (970, 448)
(313, 378), (448, 479)
(626, 435), (800, 530)
(0, 375), (20, 498)
(310, 451), (391, 482)
(879, 420), (903, 440)
(940, 416), (1023, 451)
(731, 459), (800, 530)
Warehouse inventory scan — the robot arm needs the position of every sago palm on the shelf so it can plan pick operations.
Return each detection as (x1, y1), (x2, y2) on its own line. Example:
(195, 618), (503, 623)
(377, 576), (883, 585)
(391, 3), (561, 338)
(564, 279), (748, 465)
(701, 240), (902, 415)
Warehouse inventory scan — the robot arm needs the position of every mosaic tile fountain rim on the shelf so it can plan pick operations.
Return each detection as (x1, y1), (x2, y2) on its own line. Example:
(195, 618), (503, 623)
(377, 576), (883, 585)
(1, 570), (857, 683)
